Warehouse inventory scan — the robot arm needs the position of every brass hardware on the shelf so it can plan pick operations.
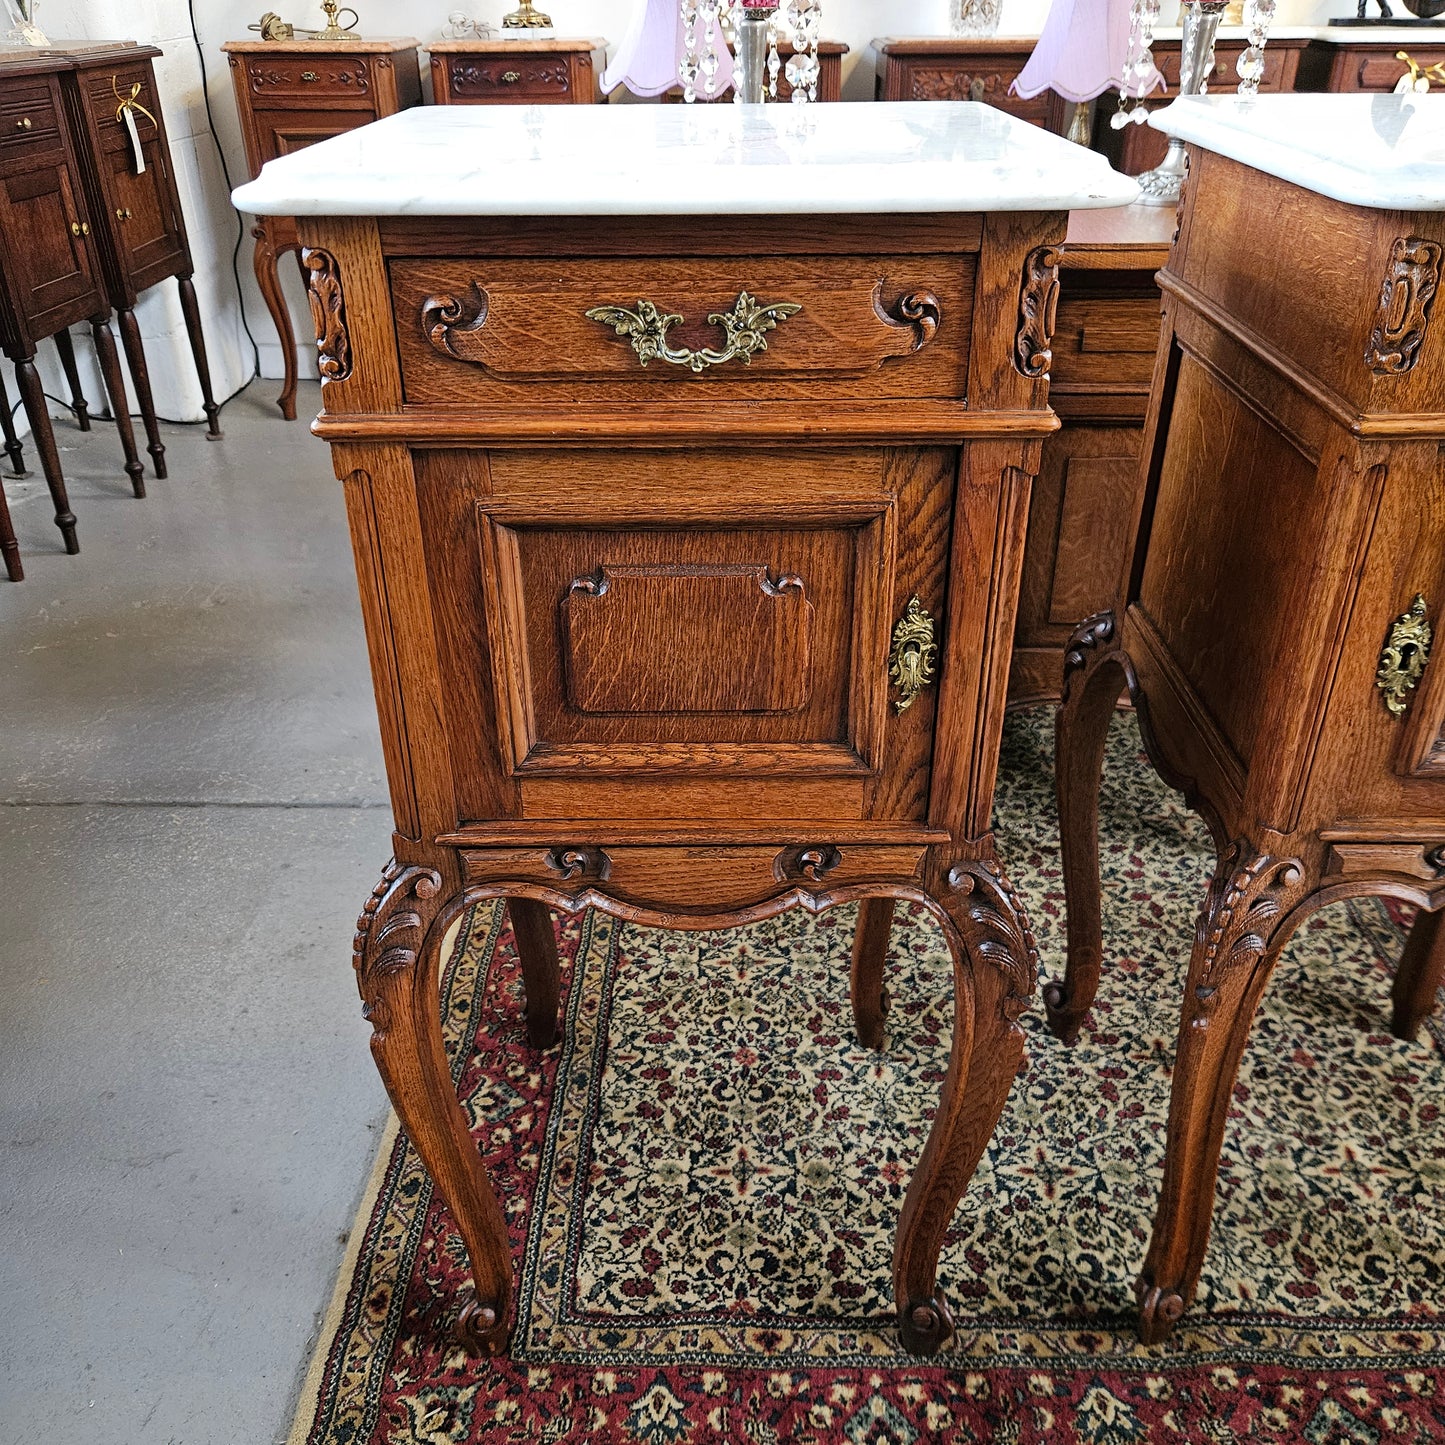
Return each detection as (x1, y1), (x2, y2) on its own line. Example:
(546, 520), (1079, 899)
(968, 76), (985, 102)
(585, 290), (802, 373)
(248, 12), (296, 40)
(80, 222), (89, 236)
(305, 0), (361, 40)
(300, 70), (319, 81)
(15, 116), (31, 131)
(115, 207), (132, 221)
(111, 77), (157, 131)
(888, 595), (938, 714)
(70, 221), (82, 236)
(501, 70), (521, 82)
(503, 0), (553, 27)
(1378, 594), (1432, 718)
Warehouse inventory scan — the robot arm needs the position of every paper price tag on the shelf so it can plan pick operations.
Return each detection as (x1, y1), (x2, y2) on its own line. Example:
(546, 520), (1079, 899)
(122, 104), (146, 174)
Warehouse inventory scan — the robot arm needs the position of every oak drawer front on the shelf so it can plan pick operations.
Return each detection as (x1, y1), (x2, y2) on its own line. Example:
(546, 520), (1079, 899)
(391, 254), (969, 402)
(0, 81), (62, 155)
(415, 446), (951, 826)
(1342, 48), (1445, 91)
(83, 63), (164, 154)
(1153, 42), (1291, 91)
(893, 57), (1046, 120)
(436, 55), (575, 102)
(1049, 296), (1162, 389)
(244, 55), (377, 108)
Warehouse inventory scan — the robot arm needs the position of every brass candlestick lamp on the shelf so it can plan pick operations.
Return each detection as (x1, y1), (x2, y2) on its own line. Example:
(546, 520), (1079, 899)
(503, 0), (553, 27)
(309, 0), (359, 38)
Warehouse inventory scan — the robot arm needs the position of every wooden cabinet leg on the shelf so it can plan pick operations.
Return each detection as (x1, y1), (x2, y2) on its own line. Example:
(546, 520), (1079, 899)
(507, 897), (560, 1049)
(1048, 611), (1132, 1043)
(116, 308), (167, 480)
(893, 855), (1037, 1355)
(1392, 904), (1445, 1042)
(1135, 843), (1310, 1344)
(850, 896), (894, 1050)
(52, 327), (90, 432)
(355, 862), (514, 1354)
(252, 222), (298, 422)
(15, 356), (77, 553)
(89, 314), (145, 499)
(0, 369), (26, 479)
(0, 461), (20, 580)
(176, 273), (223, 439)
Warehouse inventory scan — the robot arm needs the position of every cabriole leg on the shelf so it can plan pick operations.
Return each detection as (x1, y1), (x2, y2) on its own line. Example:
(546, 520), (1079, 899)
(1048, 611), (1131, 1043)
(90, 314), (145, 498)
(850, 896), (895, 1051)
(1135, 843), (1309, 1343)
(253, 222), (298, 422)
(1392, 904), (1445, 1042)
(893, 856), (1037, 1355)
(355, 862), (513, 1354)
(507, 897), (560, 1049)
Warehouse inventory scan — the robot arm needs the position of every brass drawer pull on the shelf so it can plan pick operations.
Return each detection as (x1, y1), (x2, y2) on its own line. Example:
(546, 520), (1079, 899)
(15, 116), (31, 131)
(1378, 594), (1432, 717)
(300, 70), (319, 82)
(501, 70), (521, 83)
(889, 595), (938, 714)
(585, 290), (802, 373)
(70, 220), (90, 237)
(116, 207), (132, 221)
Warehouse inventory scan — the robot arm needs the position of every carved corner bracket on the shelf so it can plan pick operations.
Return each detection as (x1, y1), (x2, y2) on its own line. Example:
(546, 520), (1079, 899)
(303, 247), (353, 382)
(1061, 609), (1119, 699)
(1366, 236), (1441, 376)
(353, 860), (443, 1031)
(1014, 244), (1062, 379)
(947, 860), (1040, 1029)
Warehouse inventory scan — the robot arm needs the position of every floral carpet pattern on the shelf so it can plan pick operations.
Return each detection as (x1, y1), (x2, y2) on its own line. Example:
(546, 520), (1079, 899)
(290, 710), (1445, 1444)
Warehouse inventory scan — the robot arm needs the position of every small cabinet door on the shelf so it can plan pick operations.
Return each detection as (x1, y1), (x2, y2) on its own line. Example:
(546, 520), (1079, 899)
(105, 139), (186, 291)
(0, 157), (98, 333)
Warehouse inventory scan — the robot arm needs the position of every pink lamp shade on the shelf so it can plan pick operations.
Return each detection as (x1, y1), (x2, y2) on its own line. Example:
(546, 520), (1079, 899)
(602, 0), (735, 99)
(1011, 0), (1162, 103)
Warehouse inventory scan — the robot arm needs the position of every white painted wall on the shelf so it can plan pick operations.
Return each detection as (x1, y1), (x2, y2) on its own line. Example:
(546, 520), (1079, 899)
(35, 0), (1347, 409)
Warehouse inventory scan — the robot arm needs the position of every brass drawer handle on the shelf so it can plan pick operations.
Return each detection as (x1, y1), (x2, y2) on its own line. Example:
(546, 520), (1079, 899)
(1378, 594), (1432, 717)
(15, 116), (31, 131)
(300, 70), (319, 82)
(889, 595), (938, 714)
(501, 70), (521, 83)
(585, 290), (802, 373)
(115, 207), (132, 221)
(70, 220), (90, 236)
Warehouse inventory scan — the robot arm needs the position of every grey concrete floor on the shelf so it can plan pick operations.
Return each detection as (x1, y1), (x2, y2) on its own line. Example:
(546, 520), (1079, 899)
(0, 381), (394, 1444)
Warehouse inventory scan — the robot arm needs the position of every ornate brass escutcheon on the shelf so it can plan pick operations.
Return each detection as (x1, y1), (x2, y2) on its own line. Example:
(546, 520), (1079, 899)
(888, 595), (938, 714)
(584, 290), (802, 373)
(1377, 593), (1432, 718)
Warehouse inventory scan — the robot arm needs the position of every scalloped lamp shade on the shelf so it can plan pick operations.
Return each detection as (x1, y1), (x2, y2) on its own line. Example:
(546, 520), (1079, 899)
(602, 0), (736, 98)
(1012, 0), (1161, 102)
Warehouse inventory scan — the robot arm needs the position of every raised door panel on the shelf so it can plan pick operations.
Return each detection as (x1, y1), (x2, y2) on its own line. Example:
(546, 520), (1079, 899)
(105, 139), (186, 289)
(415, 445), (952, 827)
(0, 160), (98, 331)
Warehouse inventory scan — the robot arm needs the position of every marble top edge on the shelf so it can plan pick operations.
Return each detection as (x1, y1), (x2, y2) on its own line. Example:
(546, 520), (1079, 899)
(231, 102), (1139, 218)
(1150, 94), (1445, 211)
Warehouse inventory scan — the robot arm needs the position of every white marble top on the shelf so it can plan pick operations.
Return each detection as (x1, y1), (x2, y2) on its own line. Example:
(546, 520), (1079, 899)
(230, 101), (1138, 217)
(1150, 93), (1445, 210)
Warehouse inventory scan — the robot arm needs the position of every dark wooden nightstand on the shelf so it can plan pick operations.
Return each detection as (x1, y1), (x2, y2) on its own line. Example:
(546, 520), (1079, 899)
(428, 38), (606, 104)
(222, 38), (422, 420)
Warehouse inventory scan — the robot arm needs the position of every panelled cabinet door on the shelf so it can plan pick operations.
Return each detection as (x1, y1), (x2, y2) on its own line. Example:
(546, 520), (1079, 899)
(0, 159), (97, 330)
(105, 137), (185, 288)
(415, 444), (954, 828)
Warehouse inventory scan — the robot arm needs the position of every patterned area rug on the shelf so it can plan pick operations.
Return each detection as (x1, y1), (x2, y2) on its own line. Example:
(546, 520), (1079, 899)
(289, 709), (1445, 1444)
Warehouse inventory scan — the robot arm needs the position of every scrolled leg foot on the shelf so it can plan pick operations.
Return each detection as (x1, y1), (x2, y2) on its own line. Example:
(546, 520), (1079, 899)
(898, 1292), (955, 1356)
(456, 1294), (510, 1356)
(1041, 978), (1082, 1045)
(1135, 1276), (1186, 1344)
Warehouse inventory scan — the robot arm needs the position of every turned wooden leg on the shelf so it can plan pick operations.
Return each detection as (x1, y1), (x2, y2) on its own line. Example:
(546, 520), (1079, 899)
(1048, 612), (1132, 1043)
(0, 466), (20, 580)
(15, 356), (77, 553)
(1392, 904), (1445, 1042)
(506, 897), (560, 1049)
(0, 370), (26, 478)
(355, 862), (513, 1353)
(253, 222), (298, 422)
(90, 314), (145, 498)
(51, 326), (90, 432)
(116, 308), (167, 480)
(893, 856), (1038, 1355)
(1135, 843), (1310, 1344)
(850, 896), (895, 1050)
(176, 273), (223, 439)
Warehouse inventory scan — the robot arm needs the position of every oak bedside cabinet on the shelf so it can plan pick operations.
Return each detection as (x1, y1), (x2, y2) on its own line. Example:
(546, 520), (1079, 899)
(233, 101), (1136, 1357)
(873, 36), (1067, 129)
(223, 37), (422, 420)
(429, 38), (607, 104)
(1053, 93), (1445, 1342)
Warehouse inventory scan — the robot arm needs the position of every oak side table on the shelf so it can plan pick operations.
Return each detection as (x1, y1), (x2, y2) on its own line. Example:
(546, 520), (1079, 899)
(223, 37), (421, 420)
(232, 101), (1136, 1356)
(428, 38), (606, 104)
(1051, 93), (1445, 1342)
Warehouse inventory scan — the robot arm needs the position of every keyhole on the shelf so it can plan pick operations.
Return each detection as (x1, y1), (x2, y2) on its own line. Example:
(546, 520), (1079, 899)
(1400, 641), (1419, 671)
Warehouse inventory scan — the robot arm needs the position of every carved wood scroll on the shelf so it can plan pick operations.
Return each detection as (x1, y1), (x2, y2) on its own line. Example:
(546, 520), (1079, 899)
(1366, 236), (1441, 376)
(561, 562), (814, 715)
(1015, 245), (1062, 378)
(421, 283), (489, 361)
(872, 283), (942, 354)
(303, 247), (352, 382)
